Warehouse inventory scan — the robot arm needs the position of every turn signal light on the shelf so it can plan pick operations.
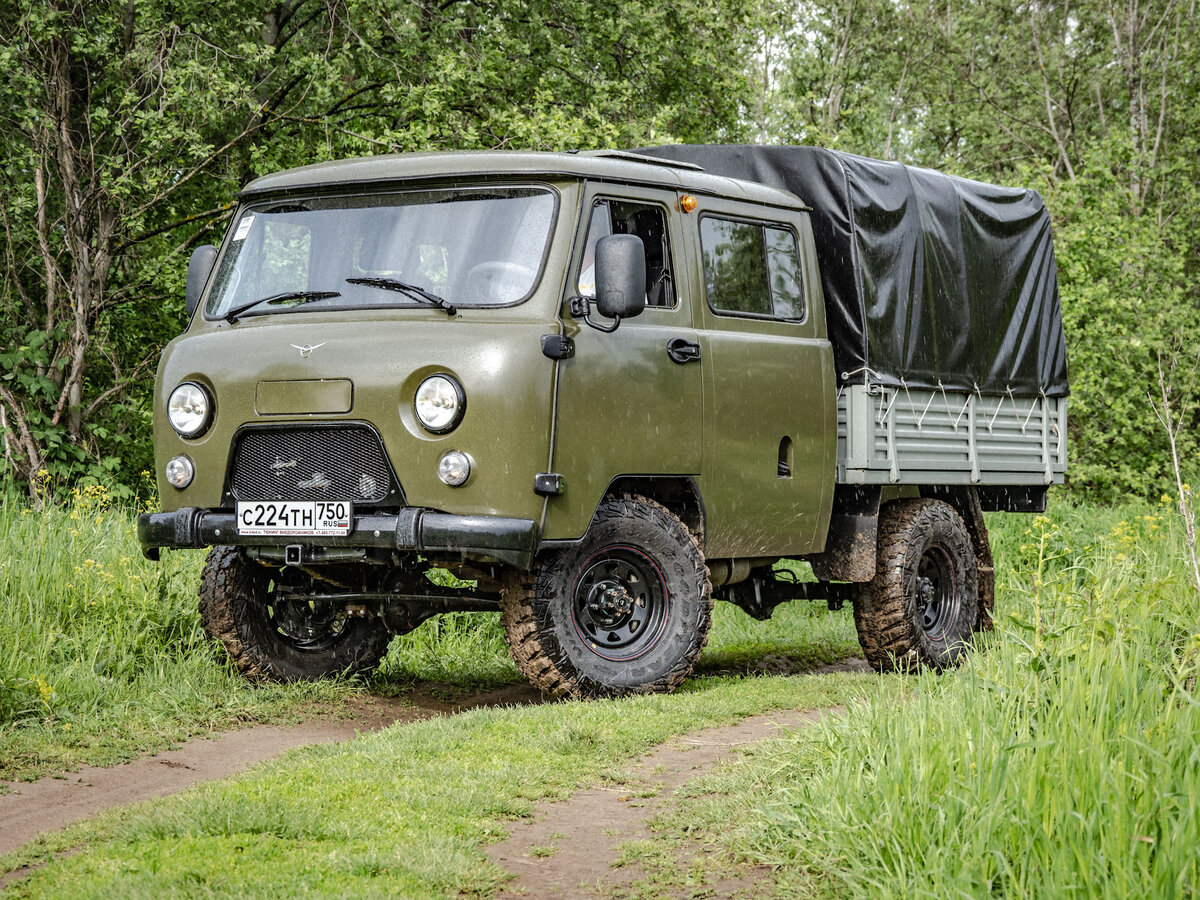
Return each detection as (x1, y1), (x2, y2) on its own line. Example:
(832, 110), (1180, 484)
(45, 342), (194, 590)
(165, 455), (195, 489)
(437, 450), (472, 486)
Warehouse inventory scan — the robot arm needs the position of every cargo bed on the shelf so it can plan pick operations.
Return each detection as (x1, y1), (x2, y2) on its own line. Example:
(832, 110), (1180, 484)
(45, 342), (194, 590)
(837, 384), (1067, 486)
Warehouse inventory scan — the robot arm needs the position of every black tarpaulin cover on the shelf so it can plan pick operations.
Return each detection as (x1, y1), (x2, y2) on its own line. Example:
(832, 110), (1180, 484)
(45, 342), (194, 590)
(635, 145), (1069, 397)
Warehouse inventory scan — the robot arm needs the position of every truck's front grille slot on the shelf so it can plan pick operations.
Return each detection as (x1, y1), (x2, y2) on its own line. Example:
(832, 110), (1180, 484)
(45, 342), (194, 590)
(228, 426), (393, 503)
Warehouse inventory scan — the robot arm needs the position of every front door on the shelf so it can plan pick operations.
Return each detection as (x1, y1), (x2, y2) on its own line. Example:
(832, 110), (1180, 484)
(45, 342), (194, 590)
(543, 185), (704, 541)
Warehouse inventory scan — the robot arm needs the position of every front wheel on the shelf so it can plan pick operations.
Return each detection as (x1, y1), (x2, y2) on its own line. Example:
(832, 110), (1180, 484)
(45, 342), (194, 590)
(501, 495), (712, 699)
(853, 499), (980, 672)
(199, 546), (391, 681)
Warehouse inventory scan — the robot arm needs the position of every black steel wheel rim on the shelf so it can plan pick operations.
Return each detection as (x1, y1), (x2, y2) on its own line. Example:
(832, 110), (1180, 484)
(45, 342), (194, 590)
(570, 545), (669, 661)
(916, 545), (960, 641)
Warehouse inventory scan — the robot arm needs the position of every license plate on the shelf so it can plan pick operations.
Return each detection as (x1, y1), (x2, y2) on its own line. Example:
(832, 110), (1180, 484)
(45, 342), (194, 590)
(235, 501), (352, 536)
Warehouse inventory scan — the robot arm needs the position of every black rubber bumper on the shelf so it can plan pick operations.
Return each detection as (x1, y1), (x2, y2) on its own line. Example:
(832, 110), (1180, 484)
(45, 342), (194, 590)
(137, 507), (539, 569)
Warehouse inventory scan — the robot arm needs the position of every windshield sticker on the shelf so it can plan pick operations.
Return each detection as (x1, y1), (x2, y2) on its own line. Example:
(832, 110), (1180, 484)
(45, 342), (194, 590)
(233, 216), (254, 241)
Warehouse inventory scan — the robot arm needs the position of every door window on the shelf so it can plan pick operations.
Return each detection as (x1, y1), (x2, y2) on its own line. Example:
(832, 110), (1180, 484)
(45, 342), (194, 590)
(577, 200), (675, 307)
(699, 217), (805, 320)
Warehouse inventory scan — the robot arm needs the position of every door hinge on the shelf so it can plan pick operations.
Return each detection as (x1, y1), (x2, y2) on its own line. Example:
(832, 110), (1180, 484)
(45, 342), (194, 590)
(541, 334), (575, 360)
(534, 473), (566, 495)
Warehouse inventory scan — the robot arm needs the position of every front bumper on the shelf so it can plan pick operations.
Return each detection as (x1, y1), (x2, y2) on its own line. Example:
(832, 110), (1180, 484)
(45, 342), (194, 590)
(137, 507), (538, 569)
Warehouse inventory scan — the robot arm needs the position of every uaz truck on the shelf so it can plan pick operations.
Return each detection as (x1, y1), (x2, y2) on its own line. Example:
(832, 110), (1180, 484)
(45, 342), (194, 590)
(138, 145), (1068, 698)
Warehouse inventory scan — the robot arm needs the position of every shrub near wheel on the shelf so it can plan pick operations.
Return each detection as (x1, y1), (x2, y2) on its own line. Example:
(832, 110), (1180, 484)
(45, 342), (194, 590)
(501, 495), (712, 699)
(198, 546), (391, 681)
(853, 499), (980, 673)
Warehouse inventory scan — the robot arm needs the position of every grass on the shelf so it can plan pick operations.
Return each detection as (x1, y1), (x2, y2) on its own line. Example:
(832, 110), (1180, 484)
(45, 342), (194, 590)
(0, 489), (368, 782)
(15, 488), (1186, 895)
(0, 487), (859, 783)
(0, 673), (868, 898)
(628, 497), (1200, 898)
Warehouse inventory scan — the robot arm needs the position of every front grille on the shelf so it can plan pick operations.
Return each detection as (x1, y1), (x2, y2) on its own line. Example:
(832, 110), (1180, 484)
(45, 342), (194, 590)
(228, 425), (396, 503)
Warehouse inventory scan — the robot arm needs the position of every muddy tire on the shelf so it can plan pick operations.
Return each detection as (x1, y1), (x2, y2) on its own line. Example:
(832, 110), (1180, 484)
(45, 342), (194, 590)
(853, 499), (979, 673)
(199, 546), (391, 681)
(501, 495), (712, 699)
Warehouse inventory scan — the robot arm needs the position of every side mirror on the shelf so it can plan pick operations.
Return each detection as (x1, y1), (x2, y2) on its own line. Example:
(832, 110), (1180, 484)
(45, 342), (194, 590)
(594, 234), (647, 321)
(185, 245), (218, 318)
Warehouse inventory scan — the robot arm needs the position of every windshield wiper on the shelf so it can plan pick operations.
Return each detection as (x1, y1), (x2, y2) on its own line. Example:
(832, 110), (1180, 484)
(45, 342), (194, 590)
(346, 277), (457, 316)
(224, 290), (342, 324)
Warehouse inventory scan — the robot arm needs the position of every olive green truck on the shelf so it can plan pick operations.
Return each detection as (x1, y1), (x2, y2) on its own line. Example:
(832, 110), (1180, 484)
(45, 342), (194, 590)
(138, 145), (1068, 698)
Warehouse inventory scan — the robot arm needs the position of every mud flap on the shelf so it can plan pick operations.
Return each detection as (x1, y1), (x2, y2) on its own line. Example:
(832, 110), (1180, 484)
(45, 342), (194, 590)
(805, 486), (880, 583)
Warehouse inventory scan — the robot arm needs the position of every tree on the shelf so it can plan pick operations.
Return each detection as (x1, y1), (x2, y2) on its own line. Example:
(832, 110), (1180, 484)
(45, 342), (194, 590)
(0, 0), (315, 496)
(0, 0), (768, 499)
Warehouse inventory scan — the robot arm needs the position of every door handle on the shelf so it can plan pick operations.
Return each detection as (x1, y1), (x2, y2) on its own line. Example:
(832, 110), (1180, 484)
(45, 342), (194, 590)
(666, 338), (701, 365)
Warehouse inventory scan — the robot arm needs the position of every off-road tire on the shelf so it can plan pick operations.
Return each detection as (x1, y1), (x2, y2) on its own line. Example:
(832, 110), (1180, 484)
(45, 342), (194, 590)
(501, 494), (712, 699)
(199, 546), (391, 681)
(853, 499), (980, 673)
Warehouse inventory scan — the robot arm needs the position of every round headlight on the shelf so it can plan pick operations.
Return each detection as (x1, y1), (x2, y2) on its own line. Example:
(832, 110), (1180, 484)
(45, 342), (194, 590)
(167, 382), (212, 437)
(437, 450), (472, 486)
(414, 375), (465, 433)
(165, 455), (195, 489)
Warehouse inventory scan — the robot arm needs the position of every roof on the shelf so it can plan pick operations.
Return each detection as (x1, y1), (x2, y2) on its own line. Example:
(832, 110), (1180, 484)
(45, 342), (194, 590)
(239, 149), (807, 211)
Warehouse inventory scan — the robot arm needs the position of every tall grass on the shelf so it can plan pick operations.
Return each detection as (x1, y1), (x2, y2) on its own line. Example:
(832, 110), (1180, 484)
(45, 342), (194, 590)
(724, 499), (1200, 897)
(0, 489), (354, 781)
(0, 486), (206, 724)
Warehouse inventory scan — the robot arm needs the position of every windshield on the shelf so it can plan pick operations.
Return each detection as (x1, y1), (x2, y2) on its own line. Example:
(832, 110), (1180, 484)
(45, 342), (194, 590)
(204, 187), (557, 319)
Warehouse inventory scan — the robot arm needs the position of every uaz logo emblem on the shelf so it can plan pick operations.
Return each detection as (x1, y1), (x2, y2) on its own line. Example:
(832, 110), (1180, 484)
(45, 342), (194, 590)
(290, 342), (327, 358)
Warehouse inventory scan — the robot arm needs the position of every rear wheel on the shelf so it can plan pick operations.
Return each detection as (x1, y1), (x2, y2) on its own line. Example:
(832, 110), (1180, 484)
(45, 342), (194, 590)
(853, 499), (980, 672)
(199, 546), (391, 681)
(501, 495), (712, 699)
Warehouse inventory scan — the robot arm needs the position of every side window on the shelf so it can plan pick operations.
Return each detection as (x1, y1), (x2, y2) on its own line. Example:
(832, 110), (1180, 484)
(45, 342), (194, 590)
(700, 216), (805, 320)
(577, 199), (674, 307)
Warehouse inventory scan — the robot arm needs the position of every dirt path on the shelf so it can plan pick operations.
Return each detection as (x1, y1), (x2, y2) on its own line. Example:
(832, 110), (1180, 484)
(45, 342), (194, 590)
(488, 659), (869, 898)
(0, 683), (542, 859)
(488, 705), (846, 898)
(1, 657), (867, 887)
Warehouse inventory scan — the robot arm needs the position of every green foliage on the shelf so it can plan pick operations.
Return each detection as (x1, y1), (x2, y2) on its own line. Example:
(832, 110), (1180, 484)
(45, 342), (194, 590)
(1048, 152), (1200, 498)
(655, 499), (1200, 897)
(3, 0), (1195, 498)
